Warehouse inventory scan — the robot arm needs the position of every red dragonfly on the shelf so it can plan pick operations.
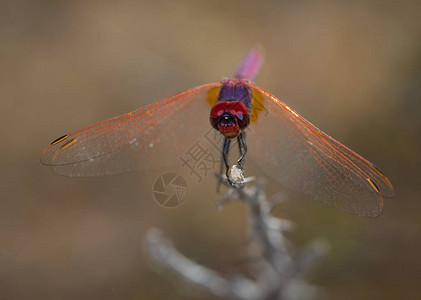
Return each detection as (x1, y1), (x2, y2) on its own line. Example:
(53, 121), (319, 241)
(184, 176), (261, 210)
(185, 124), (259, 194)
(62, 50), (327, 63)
(41, 47), (394, 217)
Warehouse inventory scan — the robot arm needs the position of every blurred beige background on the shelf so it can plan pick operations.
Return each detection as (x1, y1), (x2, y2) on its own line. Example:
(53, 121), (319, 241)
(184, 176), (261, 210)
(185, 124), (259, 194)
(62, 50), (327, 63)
(1, 0), (420, 299)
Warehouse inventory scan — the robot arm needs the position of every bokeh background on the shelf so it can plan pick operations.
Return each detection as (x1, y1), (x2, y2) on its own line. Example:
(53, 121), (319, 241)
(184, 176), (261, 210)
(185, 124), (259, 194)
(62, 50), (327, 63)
(1, 0), (420, 299)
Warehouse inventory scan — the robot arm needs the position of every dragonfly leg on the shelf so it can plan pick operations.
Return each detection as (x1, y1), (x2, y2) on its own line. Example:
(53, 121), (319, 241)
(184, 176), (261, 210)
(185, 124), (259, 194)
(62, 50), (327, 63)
(237, 132), (247, 169)
(222, 137), (231, 181)
(216, 138), (226, 192)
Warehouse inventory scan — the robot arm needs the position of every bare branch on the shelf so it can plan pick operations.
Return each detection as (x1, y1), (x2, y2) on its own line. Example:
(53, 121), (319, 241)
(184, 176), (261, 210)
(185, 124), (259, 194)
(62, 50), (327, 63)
(144, 179), (328, 299)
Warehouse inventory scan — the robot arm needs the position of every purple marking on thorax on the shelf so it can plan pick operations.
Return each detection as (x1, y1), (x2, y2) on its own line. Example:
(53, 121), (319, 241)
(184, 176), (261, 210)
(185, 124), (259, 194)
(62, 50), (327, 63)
(218, 79), (252, 112)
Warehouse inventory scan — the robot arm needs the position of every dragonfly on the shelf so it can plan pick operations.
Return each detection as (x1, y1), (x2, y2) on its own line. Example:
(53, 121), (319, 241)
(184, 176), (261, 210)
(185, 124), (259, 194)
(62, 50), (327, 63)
(41, 47), (394, 217)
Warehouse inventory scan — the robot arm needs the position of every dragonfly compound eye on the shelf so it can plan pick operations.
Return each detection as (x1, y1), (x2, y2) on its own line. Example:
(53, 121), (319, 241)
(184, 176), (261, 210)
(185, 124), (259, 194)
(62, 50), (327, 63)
(209, 101), (250, 136)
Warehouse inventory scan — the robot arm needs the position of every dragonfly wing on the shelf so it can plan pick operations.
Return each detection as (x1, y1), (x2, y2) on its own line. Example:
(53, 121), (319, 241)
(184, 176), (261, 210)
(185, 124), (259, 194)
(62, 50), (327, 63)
(41, 82), (221, 177)
(246, 82), (394, 217)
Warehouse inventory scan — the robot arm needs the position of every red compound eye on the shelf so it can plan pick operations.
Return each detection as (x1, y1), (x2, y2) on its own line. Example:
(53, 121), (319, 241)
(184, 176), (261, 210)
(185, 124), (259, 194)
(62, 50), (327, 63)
(210, 101), (250, 132)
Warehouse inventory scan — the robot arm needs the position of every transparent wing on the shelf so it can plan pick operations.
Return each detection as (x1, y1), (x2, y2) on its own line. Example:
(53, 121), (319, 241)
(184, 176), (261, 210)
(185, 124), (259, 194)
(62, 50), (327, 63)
(246, 82), (395, 217)
(41, 82), (221, 176)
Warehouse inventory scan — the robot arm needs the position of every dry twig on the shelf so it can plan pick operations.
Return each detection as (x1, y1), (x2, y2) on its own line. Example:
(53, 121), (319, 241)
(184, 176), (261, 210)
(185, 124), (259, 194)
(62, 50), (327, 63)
(144, 177), (329, 299)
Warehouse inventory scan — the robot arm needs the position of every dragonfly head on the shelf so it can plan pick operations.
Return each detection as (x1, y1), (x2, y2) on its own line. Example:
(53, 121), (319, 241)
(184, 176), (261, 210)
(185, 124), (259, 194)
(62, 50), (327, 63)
(210, 101), (250, 138)
(215, 113), (240, 138)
